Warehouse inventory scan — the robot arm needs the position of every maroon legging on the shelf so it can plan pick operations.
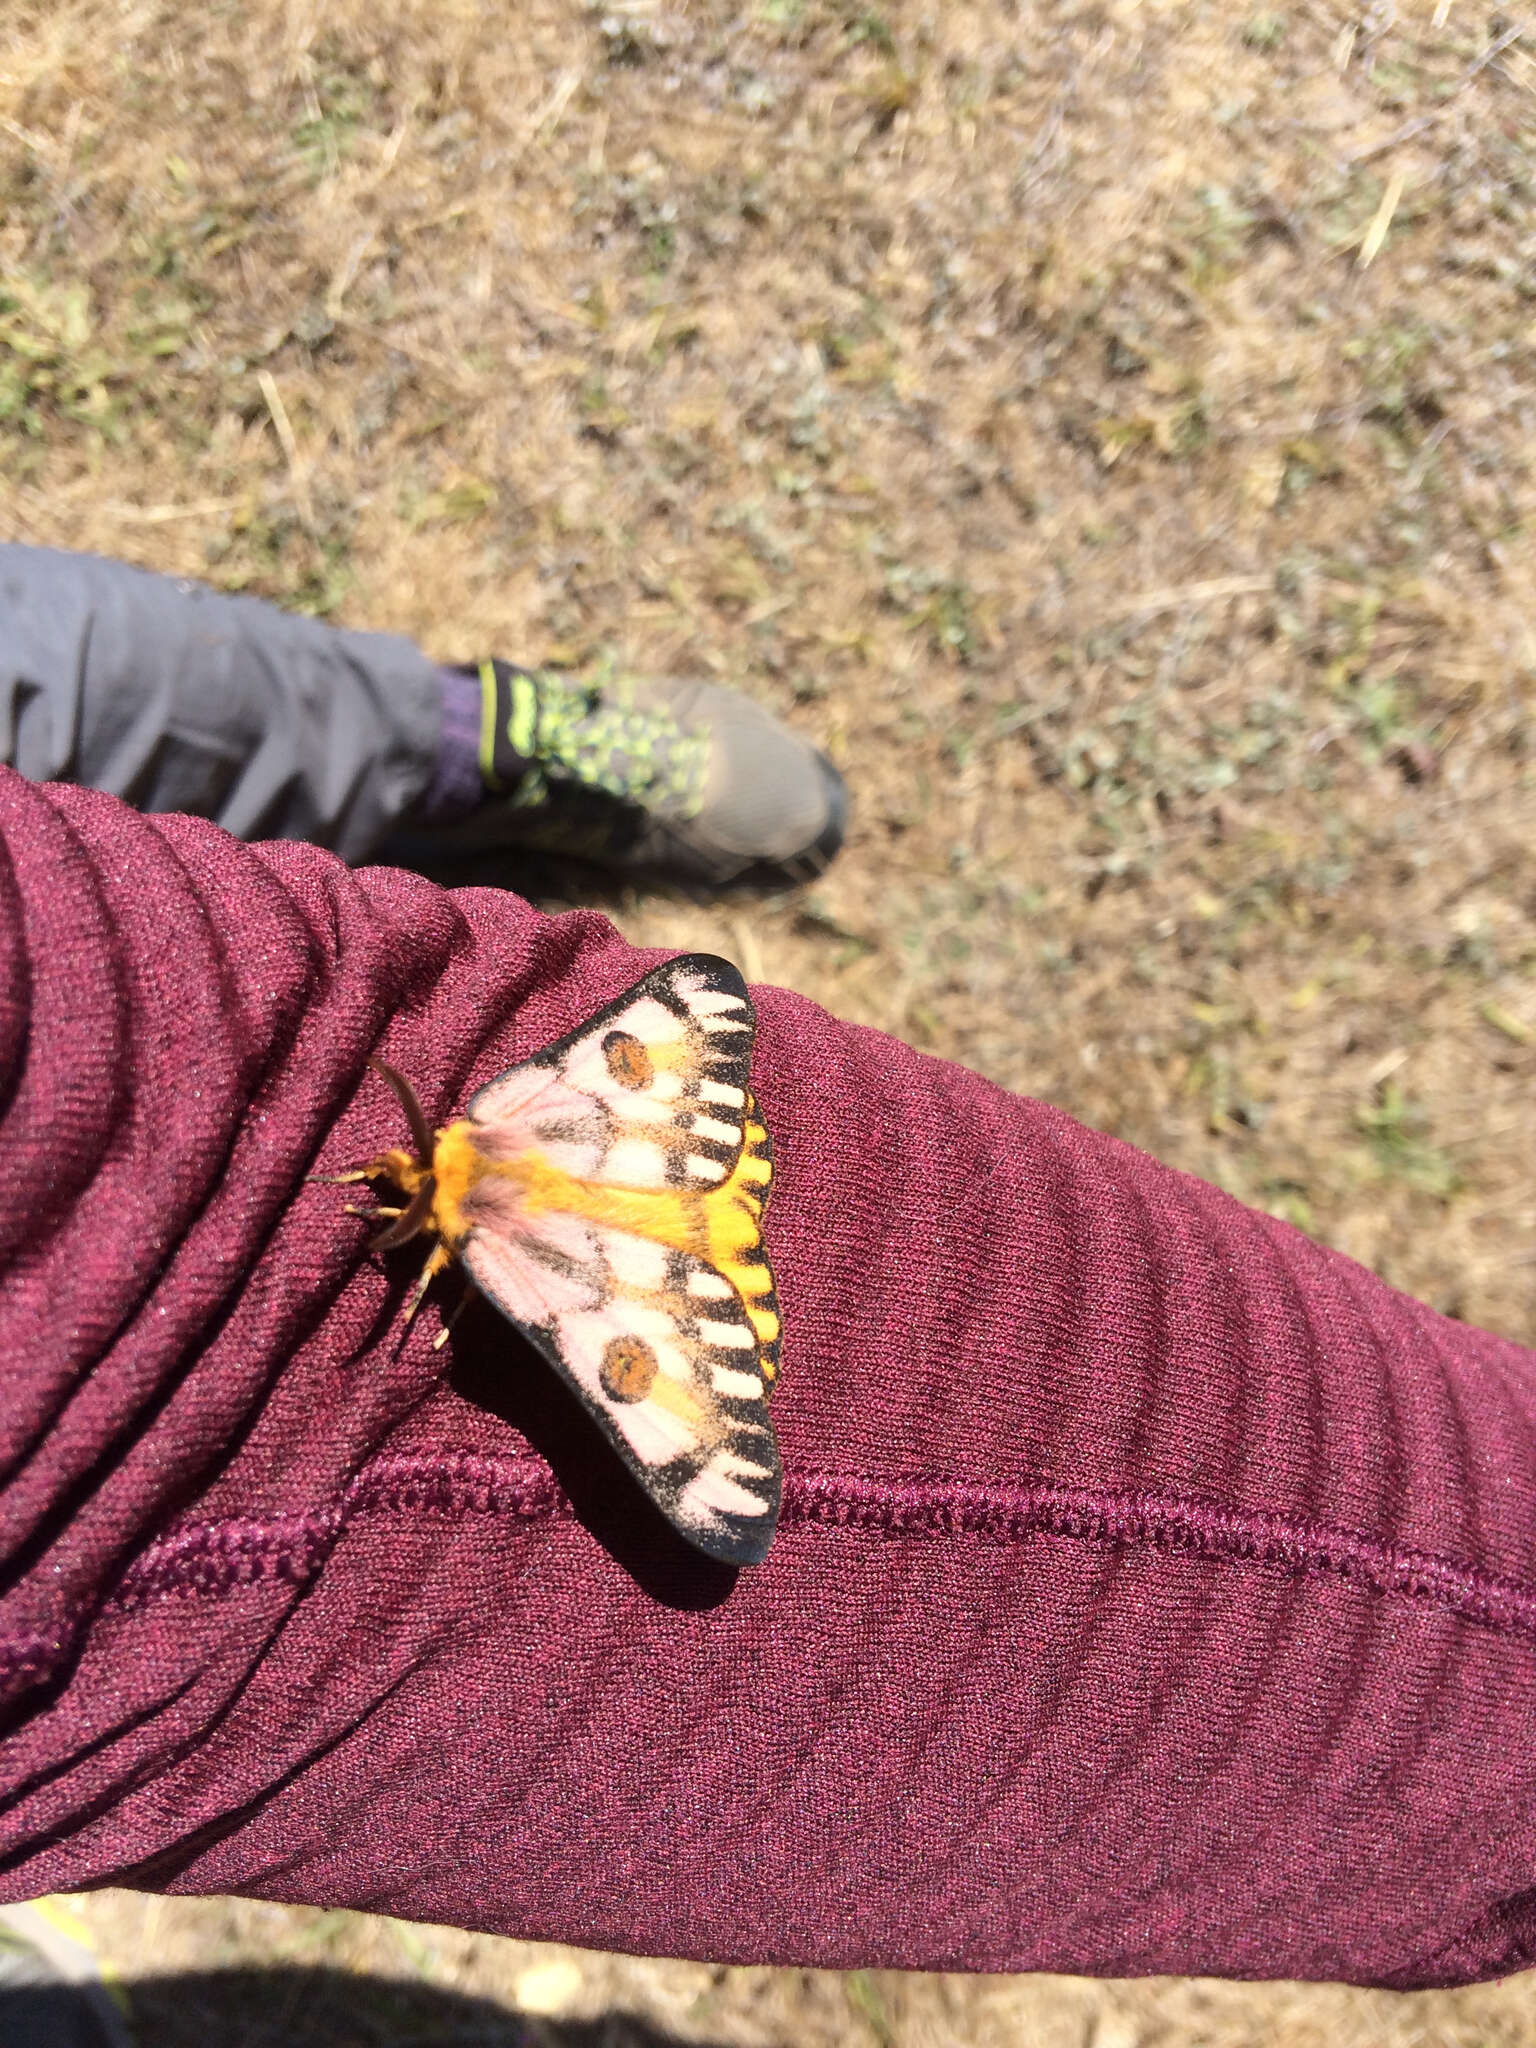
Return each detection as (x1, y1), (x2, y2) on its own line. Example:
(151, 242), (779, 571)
(2, 767), (1534, 1988)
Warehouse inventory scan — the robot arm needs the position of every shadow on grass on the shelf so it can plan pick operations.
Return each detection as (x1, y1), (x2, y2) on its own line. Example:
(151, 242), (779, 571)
(2, 1967), (734, 2048)
(374, 837), (808, 907)
(373, 836), (644, 906)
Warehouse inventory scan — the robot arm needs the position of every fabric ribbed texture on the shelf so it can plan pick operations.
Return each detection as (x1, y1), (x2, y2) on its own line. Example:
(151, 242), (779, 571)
(0, 768), (1535, 1988)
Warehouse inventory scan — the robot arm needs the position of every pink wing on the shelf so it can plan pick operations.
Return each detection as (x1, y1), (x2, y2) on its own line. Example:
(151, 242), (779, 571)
(457, 955), (781, 1566)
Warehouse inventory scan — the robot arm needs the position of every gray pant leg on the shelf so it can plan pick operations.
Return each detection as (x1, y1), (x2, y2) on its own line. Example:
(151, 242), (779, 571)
(0, 545), (442, 861)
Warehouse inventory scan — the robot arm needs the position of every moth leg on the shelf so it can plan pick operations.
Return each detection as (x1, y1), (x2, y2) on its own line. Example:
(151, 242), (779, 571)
(308, 1168), (380, 1186)
(346, 1203), (404, 1220)
(401, 1239), (454, 1328)
(431, 1280), (475, 1353)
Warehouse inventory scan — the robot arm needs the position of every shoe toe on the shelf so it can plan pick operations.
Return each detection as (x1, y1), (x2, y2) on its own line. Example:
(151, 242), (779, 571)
(685, 691), (846, 869)
(761, 749), (847, 883)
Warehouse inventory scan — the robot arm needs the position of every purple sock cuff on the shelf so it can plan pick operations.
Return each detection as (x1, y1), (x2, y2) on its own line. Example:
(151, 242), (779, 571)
(415, 665), (487, 823)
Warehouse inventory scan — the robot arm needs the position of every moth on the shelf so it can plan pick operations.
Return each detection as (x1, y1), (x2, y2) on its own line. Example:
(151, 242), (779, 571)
(316, 955), (782, 1566)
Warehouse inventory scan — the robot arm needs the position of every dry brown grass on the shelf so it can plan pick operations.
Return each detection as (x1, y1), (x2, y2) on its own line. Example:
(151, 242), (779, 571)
(3, 0), (1535, 2040)
(39, 1887), (1536, 2048)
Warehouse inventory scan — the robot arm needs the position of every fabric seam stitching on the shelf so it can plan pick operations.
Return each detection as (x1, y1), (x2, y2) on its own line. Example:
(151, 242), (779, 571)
(7, 1455), (1536, 1698)
(85, 1457), (1536, 1632)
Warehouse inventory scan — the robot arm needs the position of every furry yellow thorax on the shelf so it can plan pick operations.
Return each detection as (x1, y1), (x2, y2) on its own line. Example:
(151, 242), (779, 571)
(420, 1115), (779, 1350)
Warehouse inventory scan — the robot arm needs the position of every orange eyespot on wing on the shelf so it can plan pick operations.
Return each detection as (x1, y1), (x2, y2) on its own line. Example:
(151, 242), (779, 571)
(337, 955), (783, 1567)
(600, 1334), (659, 1403)
(603, 1031), (654, 1091)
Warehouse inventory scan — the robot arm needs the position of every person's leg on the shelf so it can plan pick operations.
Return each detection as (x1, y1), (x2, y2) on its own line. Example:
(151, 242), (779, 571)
(0, 542), (439, 860)
(1, 767), (1533, 1989)
(0, 544), (844, 883)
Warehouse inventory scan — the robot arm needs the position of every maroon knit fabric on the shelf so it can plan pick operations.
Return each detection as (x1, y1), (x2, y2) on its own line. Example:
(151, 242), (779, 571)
(1, 766), (1535, 1989)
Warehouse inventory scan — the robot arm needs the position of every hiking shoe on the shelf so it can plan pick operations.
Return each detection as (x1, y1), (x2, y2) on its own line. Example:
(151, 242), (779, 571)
(407, 662), (846, 888)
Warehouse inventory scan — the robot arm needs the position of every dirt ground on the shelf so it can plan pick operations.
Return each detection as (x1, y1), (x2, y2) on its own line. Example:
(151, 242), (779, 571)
(3, 0), (1535, 2041)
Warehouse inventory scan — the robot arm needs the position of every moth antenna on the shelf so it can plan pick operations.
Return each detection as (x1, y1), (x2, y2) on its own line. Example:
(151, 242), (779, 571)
(371, 1178), (436, 1251)
(367, 1055), (435, 1165)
